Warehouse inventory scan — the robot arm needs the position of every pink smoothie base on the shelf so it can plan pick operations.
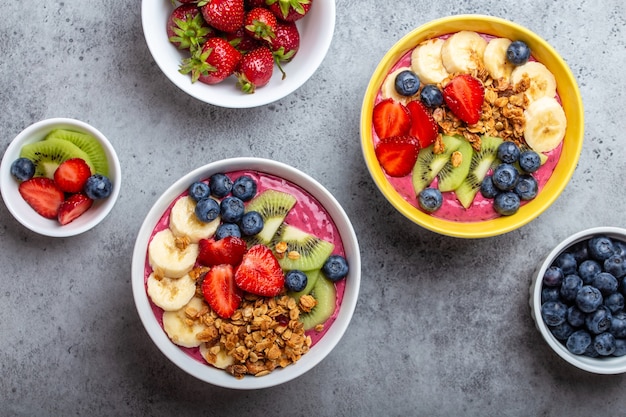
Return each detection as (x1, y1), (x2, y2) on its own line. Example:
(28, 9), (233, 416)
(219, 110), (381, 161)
(373, 41), (563, 222)
(143, 170), (347, 365)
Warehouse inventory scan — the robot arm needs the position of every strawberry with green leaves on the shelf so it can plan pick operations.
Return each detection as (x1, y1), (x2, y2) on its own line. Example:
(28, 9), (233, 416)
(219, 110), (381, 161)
(167, 4), (214, 51)
(179, 37), (242, 84)
(236, 46), (274, 93)
(224, 26), (261, 54)
(266, 0), (312, 22)
(244, 7), (277, 42)
(269, 21), (299, 79)
(199, 0), (245, 33)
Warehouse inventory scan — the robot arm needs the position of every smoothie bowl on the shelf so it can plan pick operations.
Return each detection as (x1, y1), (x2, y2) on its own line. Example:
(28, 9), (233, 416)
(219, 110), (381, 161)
(360, 15), (584, 238)
(131, 158), (360, 389)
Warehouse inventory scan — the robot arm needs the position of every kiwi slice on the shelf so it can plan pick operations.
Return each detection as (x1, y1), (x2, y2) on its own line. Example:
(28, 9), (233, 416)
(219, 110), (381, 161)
(272, 224), (334, 271)
(412, 135), (463, 194)
(299, 275), (337, 331)
(287, 269), (321, 300)
(46, 129), (109, 176)
(455, 135), (503, 208)
(19, 138), (94, 179)
(438, 138), (473, 192)
(244, 190), (297, 246)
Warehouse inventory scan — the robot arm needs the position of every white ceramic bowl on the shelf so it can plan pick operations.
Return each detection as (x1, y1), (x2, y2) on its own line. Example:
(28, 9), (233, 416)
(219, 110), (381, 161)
(141, 0), (335, 108)
(131, 157), (360, 389)
(0, 118), (121, 237)
(530, 227), (626, 374)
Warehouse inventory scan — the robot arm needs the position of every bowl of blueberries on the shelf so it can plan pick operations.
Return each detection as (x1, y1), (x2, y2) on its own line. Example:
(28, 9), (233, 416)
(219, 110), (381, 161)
(530, 227), (626, 374)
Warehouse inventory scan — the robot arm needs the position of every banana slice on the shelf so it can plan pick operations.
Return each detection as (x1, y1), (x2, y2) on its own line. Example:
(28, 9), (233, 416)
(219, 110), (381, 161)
(380, 66), (415, 103)
(410, 38), (449, 84)
(169, 196), (220, 243)
(483, 37), (514, 83)
(523, 96), (567, 153)
(147, 272), (197, 311)
(162, 297), (208, 348)
(511, 61), (557, 102)
(199, 342), (235, 369)
(148, 228), (199, 278)
(440, 30), (487, 74)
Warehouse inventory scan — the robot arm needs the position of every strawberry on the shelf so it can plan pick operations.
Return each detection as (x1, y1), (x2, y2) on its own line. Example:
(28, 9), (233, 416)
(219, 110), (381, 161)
(406, 100), (439, 149)
(374, 135), (420, 177)
(266, 0), (311, 22)
(201, 264), (242, 319)
(442, 74), (485, 125)
(58, 193), (93, 225)
(245, 0), (267, 8)
(18, 177), (65, 219)
(167, 4), (214, 51)
(199, 0), (245, 33)
(244, 7), (277, 42)
(197, 236), (247, 267)
(236, 46), (274, 93)
(269, 21), (299, 79)
(224, 26), (260, 54)
(180, 37), (242, 84)
(372, 98), (411, 140)
(53, 158), (92, 193)
(235, 244), (284, 297)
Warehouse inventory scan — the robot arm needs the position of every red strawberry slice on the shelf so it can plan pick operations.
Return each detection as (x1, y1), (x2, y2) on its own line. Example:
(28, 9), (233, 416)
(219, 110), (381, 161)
(201, 264), (242, 319)
(406, 100), (439, 149)
(442, 74), (485, 125)
(18, 177), (65, 219)
(53, 158), (92, 193)
(58, 193), (94, 225)
(235, 244), (285, 297)
(374, 135), (420, 177)
(197, 236), (247, 267)
(372, 99), (411, 140)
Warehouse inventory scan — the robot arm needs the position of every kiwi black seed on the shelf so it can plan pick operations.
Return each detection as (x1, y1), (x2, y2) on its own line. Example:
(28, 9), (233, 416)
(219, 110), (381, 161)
(455, 135), (504, 208)
(299, 275), (337, 331)
(412, 135), (463, 194)
(272, 224), (334, 271)
(46, 129), (109, 176)
(19, 138), (94, 179)
(244, 189), (297, 246)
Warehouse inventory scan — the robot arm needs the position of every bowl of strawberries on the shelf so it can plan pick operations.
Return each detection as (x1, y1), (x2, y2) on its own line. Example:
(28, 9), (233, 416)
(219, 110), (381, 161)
(142, 0), (335, 108)
(360, 15), (584, 238)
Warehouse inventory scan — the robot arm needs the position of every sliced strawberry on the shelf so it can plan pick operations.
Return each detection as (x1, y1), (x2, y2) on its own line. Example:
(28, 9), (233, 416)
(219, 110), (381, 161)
(406, 100), (439, 149)
(18, 177), (65, 219)
(197, 236), (247, 267)
(58, 193), (94, 225)
(201, 264), (242, 319)
(442, 74), (485, 125)
(53, 158), (92, 193)
(372, 99), (411, 140)
(374, 135), (420, 177)
(235, 244), (285, 297)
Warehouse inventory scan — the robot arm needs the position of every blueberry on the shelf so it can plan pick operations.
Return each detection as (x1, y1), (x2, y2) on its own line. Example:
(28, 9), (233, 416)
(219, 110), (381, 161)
(583, 342), (600, 358)
(492, 164), (520, 191)
(506, 40), (531, 65)
(420, 84), (443, 107)
(566, 330), (592, 355)
(479, 175), (499, 199)
(575, 285), (603, 313)
(570, 241), (590, 264)
(588, 236), (615, 261)
(394, 70), (420, 96)
(612, 338), (626, 357)
(543, 266), (564, 287)
(613, 240), (626, 258)
(578, 259), (602, 284)
(209, 173), (233, 198)
(560, 274), (582, 302)
(194, 197), (220, 223)
(604, 254), (626, 279)
(322, 255), (349, 281)
(554, 252), (578, 276)
(188, 181), (210, 202)
(496, 141), (520, 164)
(84, 174), (112, 199)
(604, 292), (625, 314)
(585, 305), (612, 334)
(231, 175), (257, 201)
(594, 332), (616, 356)
(518, 150), (541, 173)
(285, 270), (308, 292)
(514, 174), (538, 201)
(541, 300), (568, 326)
(542, 286), (560, 303)
(214, 223), (241, 240)
(493, 192), (520, 216)
(239, 211), (264, 236)
(567, 306), (586, 328)
(10, 157), (35, 181)
(610, 312), (626, 338)
(592, 272), (618, 295)
(418, 188), (443, 213)
(220, 196), (245, 223)
(550, 321), (575, 341)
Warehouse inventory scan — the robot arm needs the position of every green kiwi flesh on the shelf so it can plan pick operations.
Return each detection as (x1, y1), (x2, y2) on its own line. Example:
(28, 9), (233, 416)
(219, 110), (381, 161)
(46, 129), (109, 176)
(455, 135), (503, 208)
(437, 138), (474, 192)
(412, 135), (463, 194)
(299, 275), (337, 331)
(19, 138), (94, 179)
(272, 224), (334, 271)
(244, 190), (297, 246)
(287, 269), (320, 300)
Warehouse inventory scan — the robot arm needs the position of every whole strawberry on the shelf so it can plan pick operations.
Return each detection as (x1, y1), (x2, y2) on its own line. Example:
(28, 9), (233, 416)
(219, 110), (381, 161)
(224, 26), (261, 54)
(167, 4), (213, 51)
(179, 37), (242, 84)
(266, 0), (312, 22)
(269, 21), (299, 78)
(199, 0), (245, 33)
(244, 7), (277, 42)
(236, 46), (274, 93)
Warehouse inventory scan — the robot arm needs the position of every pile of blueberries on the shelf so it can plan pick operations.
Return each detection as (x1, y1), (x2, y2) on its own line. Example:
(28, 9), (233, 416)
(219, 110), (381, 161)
(480, 141), (542, 215)
(540, 235), (626, 357)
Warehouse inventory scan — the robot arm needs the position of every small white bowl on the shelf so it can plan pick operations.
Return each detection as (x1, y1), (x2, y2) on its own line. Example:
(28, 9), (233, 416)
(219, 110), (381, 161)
(530, 227), (626, 374)
(141, 0), (335, 108)
(131, 157), (360, 389)
(0, 118), (121, 237)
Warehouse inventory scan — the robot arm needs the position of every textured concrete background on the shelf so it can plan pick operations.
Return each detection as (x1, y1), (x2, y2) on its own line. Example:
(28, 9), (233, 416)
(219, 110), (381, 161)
(1, 0), (626, 416)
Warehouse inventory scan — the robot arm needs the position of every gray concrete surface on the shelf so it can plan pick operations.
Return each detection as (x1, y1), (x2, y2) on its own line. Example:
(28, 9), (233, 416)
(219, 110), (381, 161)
(2, 0), (626, 416)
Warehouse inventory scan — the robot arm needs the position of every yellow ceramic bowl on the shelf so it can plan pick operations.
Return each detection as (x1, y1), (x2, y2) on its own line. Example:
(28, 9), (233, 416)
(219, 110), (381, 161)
(360, 15), (584, 238)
